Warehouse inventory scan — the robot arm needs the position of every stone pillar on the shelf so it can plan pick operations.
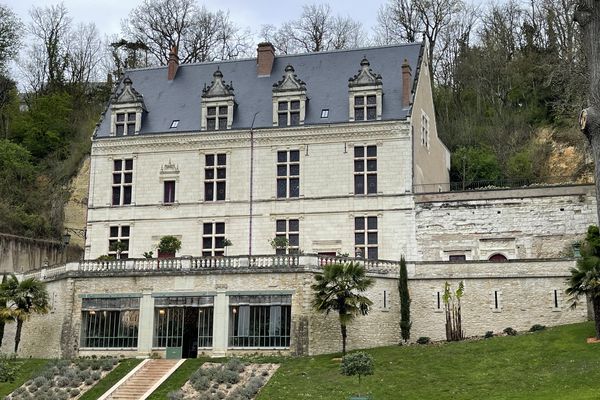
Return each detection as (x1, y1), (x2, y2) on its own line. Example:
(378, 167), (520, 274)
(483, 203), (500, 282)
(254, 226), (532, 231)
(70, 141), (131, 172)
(137, 289), (154, 355)
(212, 288), (229, 357)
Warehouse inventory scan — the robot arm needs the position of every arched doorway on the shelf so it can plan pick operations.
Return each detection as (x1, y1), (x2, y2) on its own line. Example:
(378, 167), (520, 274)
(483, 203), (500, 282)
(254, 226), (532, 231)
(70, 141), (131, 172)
(488, 253), (508, 262)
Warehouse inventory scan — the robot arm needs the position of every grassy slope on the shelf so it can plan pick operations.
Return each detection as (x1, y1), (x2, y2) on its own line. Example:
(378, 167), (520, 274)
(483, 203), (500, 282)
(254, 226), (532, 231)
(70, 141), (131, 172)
(0, 359), (49, 397)
(257, 322), (600, 400)
(79, 358), (142, 400)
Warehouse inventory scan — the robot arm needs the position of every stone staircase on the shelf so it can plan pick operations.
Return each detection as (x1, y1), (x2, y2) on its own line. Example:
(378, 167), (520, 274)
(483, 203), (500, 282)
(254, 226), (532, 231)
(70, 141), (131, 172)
(101, 359), (184, 400)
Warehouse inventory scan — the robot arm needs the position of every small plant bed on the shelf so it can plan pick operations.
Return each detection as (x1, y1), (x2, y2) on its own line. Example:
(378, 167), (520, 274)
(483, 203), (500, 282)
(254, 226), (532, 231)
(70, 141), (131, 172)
(5, 357), (119, 400)
(168, 358), (278, 400)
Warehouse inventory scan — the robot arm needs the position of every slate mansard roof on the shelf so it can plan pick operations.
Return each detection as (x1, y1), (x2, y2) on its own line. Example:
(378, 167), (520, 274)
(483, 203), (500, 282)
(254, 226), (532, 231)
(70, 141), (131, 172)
(95, 43), (423, 138)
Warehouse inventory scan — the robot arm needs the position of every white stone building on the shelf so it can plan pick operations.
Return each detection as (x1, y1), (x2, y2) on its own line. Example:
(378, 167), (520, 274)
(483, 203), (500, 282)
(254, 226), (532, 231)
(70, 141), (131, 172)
(1, 43), (595, 359)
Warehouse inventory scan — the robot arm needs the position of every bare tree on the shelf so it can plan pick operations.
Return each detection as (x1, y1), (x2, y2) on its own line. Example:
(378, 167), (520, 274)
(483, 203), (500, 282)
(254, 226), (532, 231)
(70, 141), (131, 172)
(261, 4), (365, 54)
(28, 3), (71, 88)
(375, 0), (464, 80)
(123, 0), (250, 64)
(67, 23), (103, 86)
(575, 1), (600, 219)
(0, 4), (23, 73)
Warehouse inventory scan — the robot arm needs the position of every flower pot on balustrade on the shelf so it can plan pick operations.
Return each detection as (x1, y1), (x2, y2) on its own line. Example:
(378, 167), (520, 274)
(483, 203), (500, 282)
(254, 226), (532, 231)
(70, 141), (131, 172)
(158, 251), (175, 259)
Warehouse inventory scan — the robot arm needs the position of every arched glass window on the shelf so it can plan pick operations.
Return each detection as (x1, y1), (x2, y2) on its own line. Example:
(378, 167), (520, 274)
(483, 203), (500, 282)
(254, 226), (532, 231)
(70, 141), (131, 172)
(489, 253), (508, 262)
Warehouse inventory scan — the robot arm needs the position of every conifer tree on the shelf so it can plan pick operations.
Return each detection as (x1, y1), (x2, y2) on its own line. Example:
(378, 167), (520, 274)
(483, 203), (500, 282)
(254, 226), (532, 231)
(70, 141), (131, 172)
(399, 256), (411, 342)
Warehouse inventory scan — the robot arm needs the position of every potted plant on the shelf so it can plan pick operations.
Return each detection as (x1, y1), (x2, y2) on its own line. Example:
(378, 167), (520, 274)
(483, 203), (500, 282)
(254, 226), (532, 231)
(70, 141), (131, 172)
(223, 238), (232, 256)
(157, 236), (181, 258)
(270, 236), (289, 255)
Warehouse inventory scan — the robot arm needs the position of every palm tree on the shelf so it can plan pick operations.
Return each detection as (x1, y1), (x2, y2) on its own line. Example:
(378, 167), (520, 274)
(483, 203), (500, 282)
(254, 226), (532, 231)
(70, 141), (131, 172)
(311, 262), (374, 355)
(567, 225), (600, 339)
(0, 275), (50, 353)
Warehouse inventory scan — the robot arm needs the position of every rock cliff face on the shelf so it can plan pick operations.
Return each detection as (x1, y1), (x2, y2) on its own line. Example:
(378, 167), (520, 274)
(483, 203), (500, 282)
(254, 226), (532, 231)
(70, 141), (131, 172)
(63, 156), (90, 248)
(538, 127), (593, 182)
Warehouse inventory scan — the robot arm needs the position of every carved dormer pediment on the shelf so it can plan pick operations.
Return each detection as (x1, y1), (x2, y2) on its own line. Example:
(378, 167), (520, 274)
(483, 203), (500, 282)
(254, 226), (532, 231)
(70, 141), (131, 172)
(202, 69), (234, 98)
(348, 57), (382, 88)
(114, 77), (146, 108)
(273, 65), (306, 92)
(160, 159), (179, 175)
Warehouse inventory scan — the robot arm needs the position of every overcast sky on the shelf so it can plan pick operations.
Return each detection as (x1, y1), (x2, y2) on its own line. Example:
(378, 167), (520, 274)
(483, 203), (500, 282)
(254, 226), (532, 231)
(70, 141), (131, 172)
(7, 0), (387, 40)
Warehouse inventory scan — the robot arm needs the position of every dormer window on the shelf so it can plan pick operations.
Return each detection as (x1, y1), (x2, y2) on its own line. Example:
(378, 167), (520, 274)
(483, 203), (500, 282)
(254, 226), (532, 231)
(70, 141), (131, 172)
(272, 65), (307, 127)
(202, 69), (235, 131)
(110, 77), (146, 136)
(278, 100), (300, 126)
(116, 112), (136, 135)
(348, 58), (383, 122)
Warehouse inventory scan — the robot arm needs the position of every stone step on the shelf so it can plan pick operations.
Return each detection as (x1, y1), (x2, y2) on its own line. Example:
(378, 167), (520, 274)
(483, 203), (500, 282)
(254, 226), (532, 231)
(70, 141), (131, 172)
(103, 359), (183, 400)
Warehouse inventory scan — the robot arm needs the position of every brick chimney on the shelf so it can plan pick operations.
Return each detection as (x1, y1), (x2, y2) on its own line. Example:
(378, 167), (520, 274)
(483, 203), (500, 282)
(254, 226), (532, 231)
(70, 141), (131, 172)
(402, 59), (412, 108)
(257, 42), (275, 77)
(167, 46), (179, 80)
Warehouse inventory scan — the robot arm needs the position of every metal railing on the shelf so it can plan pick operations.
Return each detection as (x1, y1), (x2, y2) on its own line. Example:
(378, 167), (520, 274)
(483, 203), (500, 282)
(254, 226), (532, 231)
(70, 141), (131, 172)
(413, 176), (591, 194)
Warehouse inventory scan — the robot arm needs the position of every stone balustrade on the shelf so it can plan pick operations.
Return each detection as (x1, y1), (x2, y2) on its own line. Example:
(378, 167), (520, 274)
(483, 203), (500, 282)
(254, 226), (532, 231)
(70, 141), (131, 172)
(20, 254), (404, 282)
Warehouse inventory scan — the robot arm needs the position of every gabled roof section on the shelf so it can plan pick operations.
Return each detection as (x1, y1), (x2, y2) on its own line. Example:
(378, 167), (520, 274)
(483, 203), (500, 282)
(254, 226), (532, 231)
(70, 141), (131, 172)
(273, 65), (306, 92)
(113, 77), (146, 109)
(348, 57), (382, 88)
(202, 69), (234, 98)
(95, 42), (423, 138)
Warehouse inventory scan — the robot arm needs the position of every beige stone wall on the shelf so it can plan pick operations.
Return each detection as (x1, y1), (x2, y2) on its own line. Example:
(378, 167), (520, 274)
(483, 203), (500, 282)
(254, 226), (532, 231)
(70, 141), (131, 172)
(415, 185), (598, 261)
(411, 49), (450, 191)
(8, 258), (588, 358)
(63, 157), (90, 248)
(86, 122), (418, 260)
(0, 234), (66, 273)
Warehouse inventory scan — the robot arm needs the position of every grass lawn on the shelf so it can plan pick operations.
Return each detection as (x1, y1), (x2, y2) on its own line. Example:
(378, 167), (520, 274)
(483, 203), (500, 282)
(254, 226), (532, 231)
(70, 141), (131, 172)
(79, 358), (142, 400)
(0, 359), (49, 397)
(255, 322), (600, 400)
(147, 358), (210, 399)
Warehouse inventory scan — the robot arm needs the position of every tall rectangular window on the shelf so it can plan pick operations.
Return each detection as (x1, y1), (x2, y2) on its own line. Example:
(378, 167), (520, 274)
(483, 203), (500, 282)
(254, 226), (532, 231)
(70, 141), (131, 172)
(421, 112), (430, 147)
(354, 146), (377, 194)
(109, 226), (130, 259)
(112, 159), (133, 206)
(275, 219), (299, 255)
(354, 95), (376, 121)
(229, 295), (292, 348)
(355, 216), (378, 260)
(206, 106), (228, 131)
(80, 297), (140, 348)
(163, 180), (176, 204)
(202, 222), (225, 256)
(205, 154), (226, 201)
(277, 150), (300, 198)
(115, 112), (136, 136)
(277, 100), (300, 126)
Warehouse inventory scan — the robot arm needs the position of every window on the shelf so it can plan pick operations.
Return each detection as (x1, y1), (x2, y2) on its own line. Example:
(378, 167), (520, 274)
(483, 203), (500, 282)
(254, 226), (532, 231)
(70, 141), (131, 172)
(80, 297), (139, 348)
(206, 106), (228, 131)
(229, 295), (292, 348)
(355, 216), (378, 260)
(489, 253), (508, 262)
(491, 290), (502, 312)
(170, 120), (179, 129)
(115, 112), (136, 136)
(278, 101), (301, 127)
(109, 226), (130, 259)
(163, 180), (176, 204)
(153, 296), (214, 348)
(382, 290), (389, 310)
(112, 159), (133, 206)
(354, 95), (377, 121)
(354, 145), (377, 194)
(321, 109), (329, 118)
(202, 222), (225, 256)
(449, 254), (466, 262)
(277, 150), (300, 198)
(552, 289), (561, 310)
(205, 154), (226, 201)
(275, 219), (299, 255)
(434, 291), (442, 312)
(421, 112), (430, 148)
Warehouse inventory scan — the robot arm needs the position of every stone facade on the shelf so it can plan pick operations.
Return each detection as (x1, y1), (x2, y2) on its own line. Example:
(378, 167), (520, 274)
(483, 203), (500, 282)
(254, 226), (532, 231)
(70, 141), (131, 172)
(3, 255), (587, 359)
(0, 233), (67, 273)
(415, 185), (598, 261)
